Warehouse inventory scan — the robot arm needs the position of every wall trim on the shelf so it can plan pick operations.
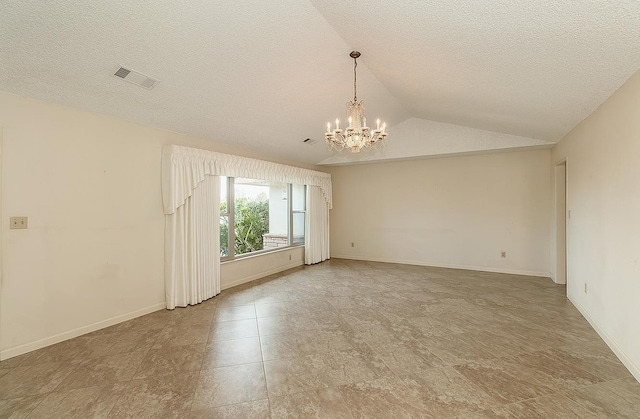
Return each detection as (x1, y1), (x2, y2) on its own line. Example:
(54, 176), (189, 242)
(568, 295), (640, 383)
(221, 260), (304, 290)
(2, 256), (304, 360)
(331, 254), (551, 278)
(0, 302), (165, 361)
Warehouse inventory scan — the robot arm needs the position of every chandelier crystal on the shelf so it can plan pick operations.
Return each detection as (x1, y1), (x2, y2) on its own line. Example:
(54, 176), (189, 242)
(325, 51), (388, 153)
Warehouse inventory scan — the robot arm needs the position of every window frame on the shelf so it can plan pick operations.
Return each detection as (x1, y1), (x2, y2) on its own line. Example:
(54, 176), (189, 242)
(290, 184), (306, 246)
(219, 176), (235, 261)
(221, 177), (305, 261)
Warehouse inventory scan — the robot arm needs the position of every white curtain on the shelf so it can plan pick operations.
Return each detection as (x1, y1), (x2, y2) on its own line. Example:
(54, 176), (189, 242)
(164, 174), (220, 309)
(305, 185), (330, 264)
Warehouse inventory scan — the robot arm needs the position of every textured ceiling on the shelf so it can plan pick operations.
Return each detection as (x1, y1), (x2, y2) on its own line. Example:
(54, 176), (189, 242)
(311, 0), (640, 141)
(1, 1), (640, 165)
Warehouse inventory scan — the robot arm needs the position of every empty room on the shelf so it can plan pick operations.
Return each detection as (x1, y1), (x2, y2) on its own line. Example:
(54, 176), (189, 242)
(1, 1), (639, 418)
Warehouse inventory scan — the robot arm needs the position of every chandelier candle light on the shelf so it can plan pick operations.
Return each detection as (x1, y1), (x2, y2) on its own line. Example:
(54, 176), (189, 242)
(325, 51), (388, 153)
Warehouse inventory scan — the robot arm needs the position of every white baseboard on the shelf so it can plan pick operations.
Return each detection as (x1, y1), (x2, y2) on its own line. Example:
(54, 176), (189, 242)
(1, 259), (306, 360)
(0, 302), (166, 361)
(331, 254), (551, 278)
(221, 260), (304, 290)
(568, 296), (640, 383)
(549, 271), (567, 285)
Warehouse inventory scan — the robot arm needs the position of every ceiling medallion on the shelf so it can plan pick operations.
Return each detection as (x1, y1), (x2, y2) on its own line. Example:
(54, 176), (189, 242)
(325, 51), (388, 153)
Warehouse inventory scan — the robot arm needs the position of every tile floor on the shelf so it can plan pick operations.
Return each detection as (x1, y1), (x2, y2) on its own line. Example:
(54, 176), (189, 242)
(0, 259), (638, 418)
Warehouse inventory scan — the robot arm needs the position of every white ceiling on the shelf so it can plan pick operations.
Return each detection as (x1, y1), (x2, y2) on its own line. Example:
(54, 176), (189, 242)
(1, 1), (639, 165)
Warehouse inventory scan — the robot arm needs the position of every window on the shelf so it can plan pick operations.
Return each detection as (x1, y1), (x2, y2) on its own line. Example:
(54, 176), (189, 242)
(219, 176), (231, 257)
(220, 177), (306, 260)
(292, 183), (306, 245)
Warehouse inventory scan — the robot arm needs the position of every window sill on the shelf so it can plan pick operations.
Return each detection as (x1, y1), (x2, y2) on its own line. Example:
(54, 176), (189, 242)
(220, 244), (305, 265)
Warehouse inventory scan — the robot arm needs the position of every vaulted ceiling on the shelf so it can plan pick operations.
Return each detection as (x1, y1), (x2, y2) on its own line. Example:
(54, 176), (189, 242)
(2, 1), (640, 165)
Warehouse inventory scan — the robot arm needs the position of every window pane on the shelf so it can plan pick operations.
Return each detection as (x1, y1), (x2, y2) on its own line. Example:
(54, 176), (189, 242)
(292, 184), (306, 211)
(220, 215), (229, 257)
(293, 212), (305, 245)
(220, 177), (230, 257)
(234, 178), (288, 255)
(220, 176), (228, 214)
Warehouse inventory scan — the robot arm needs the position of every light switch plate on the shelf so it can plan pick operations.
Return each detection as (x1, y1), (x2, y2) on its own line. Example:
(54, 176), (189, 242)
(10, 217), (28, 229)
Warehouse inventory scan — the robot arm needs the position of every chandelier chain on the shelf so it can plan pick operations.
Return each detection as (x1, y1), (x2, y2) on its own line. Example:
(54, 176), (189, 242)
(353, 56), (357, 101)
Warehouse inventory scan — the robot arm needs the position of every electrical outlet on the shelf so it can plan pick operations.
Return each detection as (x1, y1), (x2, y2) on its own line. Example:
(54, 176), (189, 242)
(10, 216), (28, 229)
(501, 251), (506, 258)
(351, 242), (355, 247)
(584, 283), (588, 293)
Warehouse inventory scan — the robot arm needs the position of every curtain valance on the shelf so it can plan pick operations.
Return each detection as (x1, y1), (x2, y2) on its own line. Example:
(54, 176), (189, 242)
(162, 145), (332, 215)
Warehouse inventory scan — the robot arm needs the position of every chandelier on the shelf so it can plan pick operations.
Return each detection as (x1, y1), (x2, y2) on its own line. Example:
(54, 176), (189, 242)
(325, 51), (388, 153)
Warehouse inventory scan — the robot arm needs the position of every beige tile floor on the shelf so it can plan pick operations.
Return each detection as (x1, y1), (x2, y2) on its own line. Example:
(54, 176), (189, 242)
(0, 259), (638, 418)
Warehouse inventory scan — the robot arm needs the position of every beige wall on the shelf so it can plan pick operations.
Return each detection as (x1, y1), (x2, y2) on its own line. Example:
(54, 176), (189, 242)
(0, 92), (314, 359)
(551, 69), (640, 381)
(328, 149), (551, 276)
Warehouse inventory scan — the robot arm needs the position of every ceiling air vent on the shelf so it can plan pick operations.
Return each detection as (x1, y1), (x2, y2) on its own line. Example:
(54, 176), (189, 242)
(112, 66), (159, 90)
(114, 67), (131, 78)
(303, 138), (318, 145)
